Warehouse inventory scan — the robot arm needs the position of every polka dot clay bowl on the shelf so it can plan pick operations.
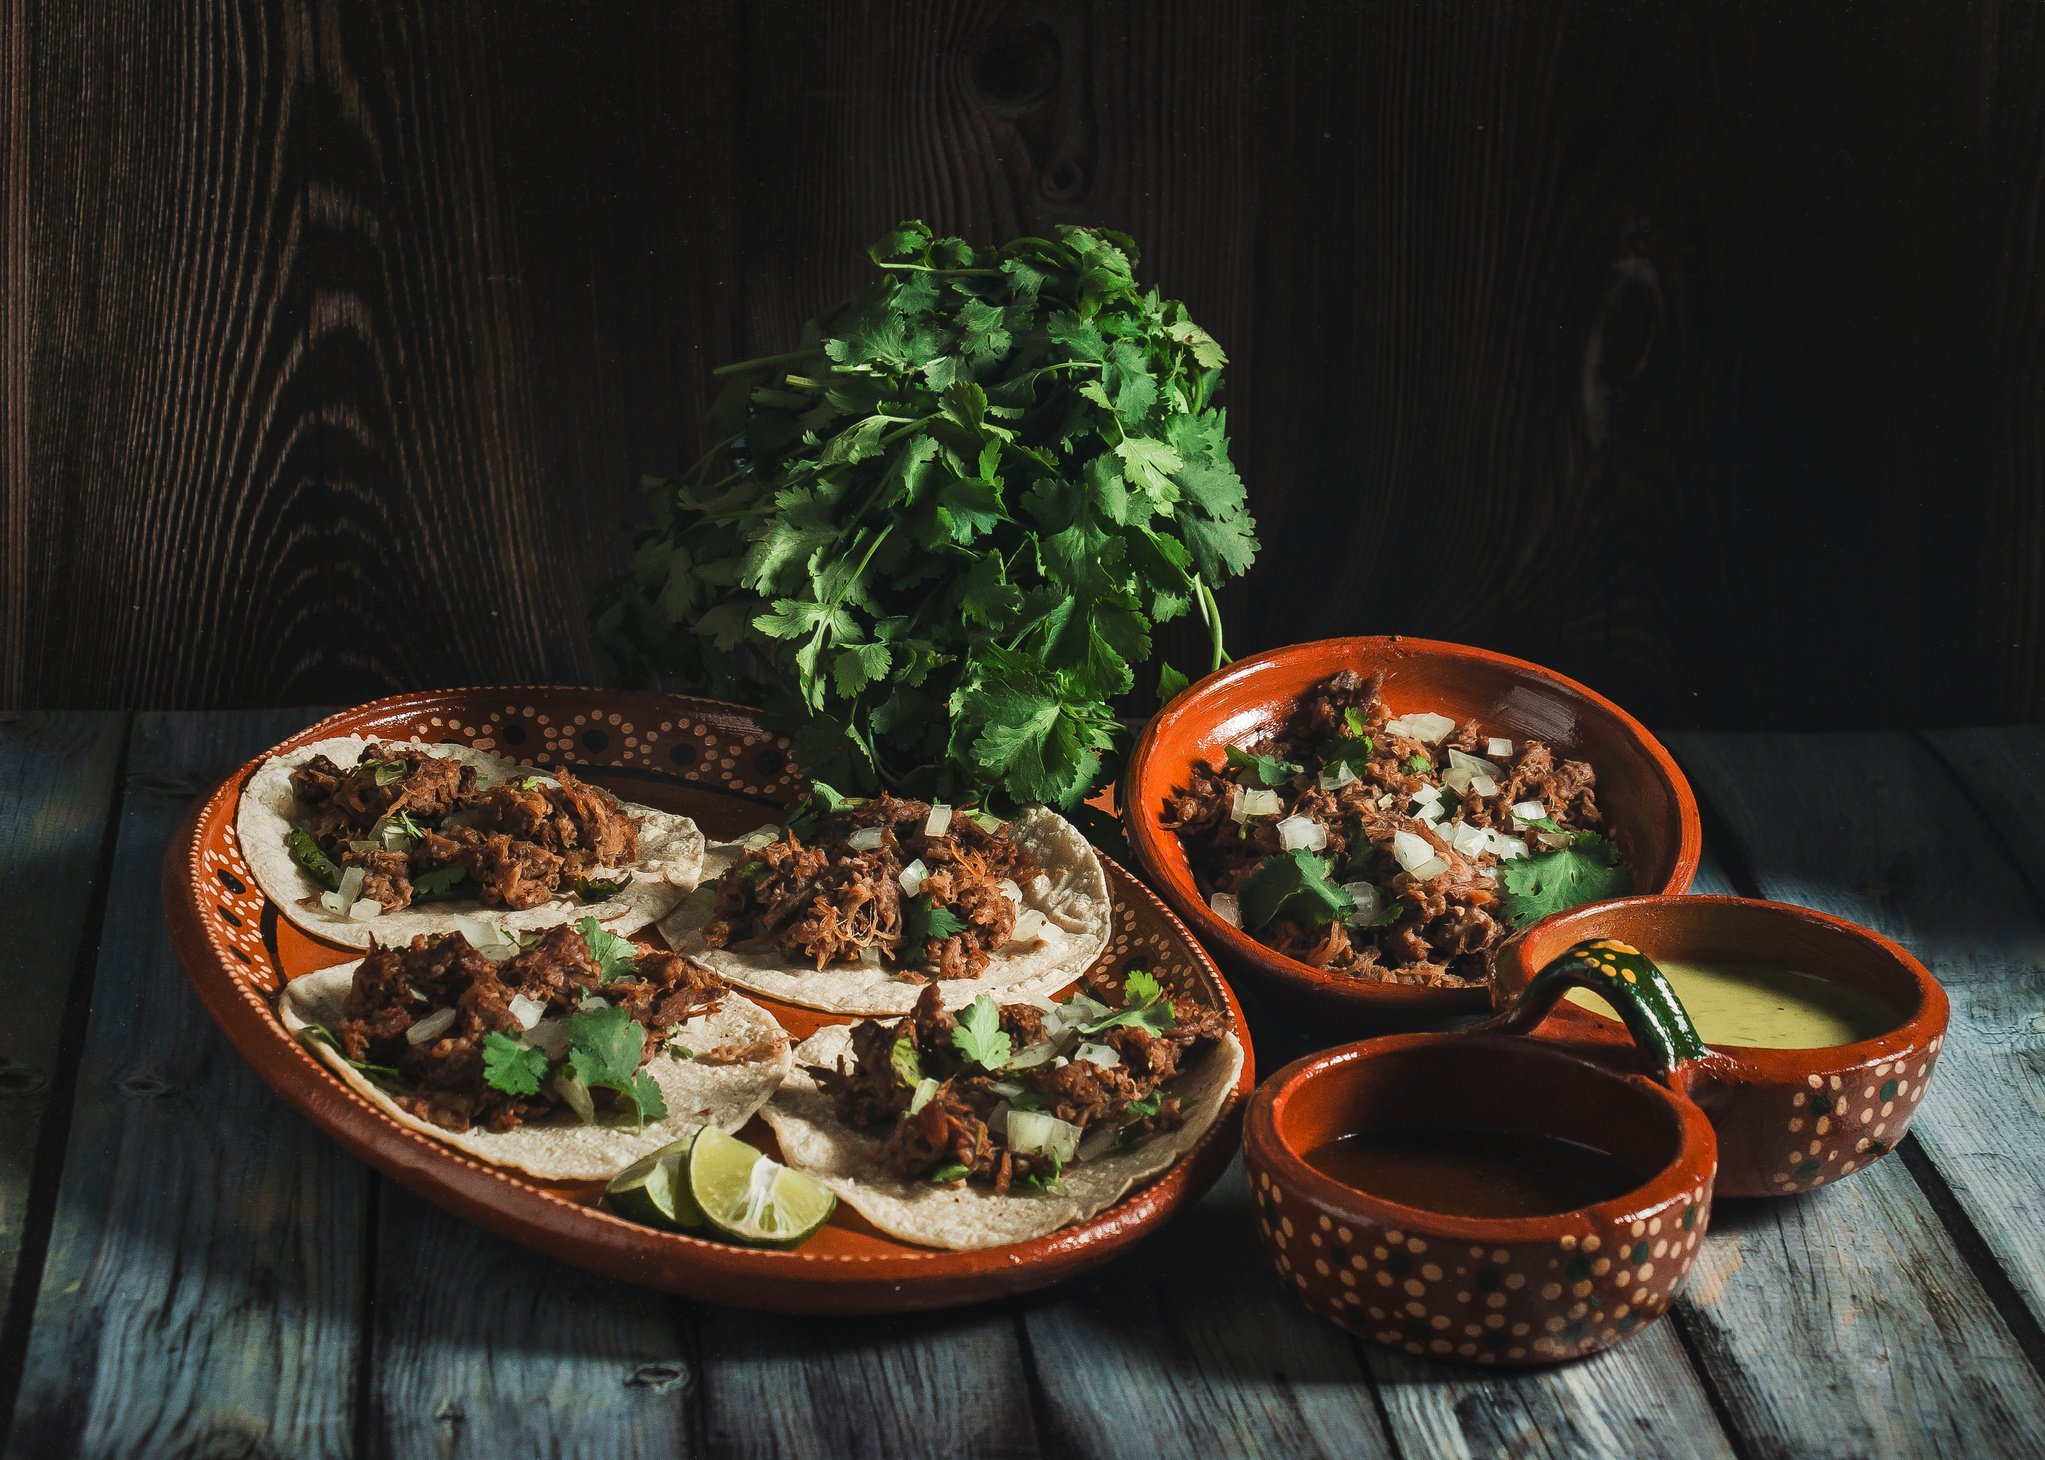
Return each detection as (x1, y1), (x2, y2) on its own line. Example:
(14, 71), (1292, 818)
(1122, 635), (1701, 1026)
(1486, 896), (1949, 1198)
(1244, 1029), (1717, 1367)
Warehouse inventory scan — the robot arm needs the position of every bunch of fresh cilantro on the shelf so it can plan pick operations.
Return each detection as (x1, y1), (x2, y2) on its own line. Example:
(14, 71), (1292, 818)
(598, 221), (1258, 810)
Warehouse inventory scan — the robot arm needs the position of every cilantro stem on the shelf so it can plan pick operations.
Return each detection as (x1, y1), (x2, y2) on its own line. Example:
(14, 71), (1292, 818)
(1193, 575), (1230, 672)
(712, 349), (825, 379)
(874, 262), (1003, 277)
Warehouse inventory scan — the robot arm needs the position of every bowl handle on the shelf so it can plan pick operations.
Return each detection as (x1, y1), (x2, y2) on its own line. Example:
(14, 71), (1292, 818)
(1474, 939), (1708, 1087)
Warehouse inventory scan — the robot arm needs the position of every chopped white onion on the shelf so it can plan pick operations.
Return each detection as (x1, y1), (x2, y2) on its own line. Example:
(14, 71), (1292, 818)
(996, 877), (1024, 907)
(1445, 821), (1488, 856)
(1538, 829), (1575, 850)
(1410, 783), (1442, 805)
(522, 1019), (570, 1059)
(848, 825), (885, 852)
(923, 803), (953, 838)
(1209, 891), (1242, 927)
(1414, 802), (1445, 825)
(578, 991), (609, 1012)
(552, 1068), (596, 1124)
(897, 858), (929, 897)
(908, 1076), (939, 1115)
(1511, 800), (1547, 823)
(320, 865), (367, 914)
(1411, 856), (1449, 881)
(348, 898), (382, 921)
(1005, 1110), (1082, 1165)
(508, 994), (545, 1031)
(1075, 1042), (1121, 1068)
(739, 824), (779, 851)
(1442, 748), (1501, 795)
(1385, 711), (1456, 744)
(1487, 737), (1515, 758)
(405, 1006), (458, 1046)
(1005, 1039), (1061, 1070)
(1339, 881), (1382, 924)
(969, 810), (1005, 834)
(1469, 774), (1499, 798)
(1391, 830), (1444, 879)
(1227, 785), (1247, 823)
(1318, 761), (1358, 791)
(1275, 815), (1328, 853)
(1047, 993), (1112, 1034)
(1240, 788), (1282, 819)
(1376, 794), (1396, 809)
(1490, 832), (1529, 860)
(1007, 908), (1049, 945)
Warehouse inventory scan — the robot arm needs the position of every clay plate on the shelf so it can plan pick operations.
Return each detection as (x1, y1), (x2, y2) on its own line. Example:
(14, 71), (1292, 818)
(163, 687), (1255, 1313)
(1123, 636), (1702, 1022)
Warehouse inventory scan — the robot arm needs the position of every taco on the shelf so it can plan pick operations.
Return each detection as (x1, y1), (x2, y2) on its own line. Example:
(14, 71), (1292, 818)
(656, 790), (1112, 1016)
(239, 735), (706, 947)
(758, 970), (1244, 1250)
(279, 919), (790, 1182)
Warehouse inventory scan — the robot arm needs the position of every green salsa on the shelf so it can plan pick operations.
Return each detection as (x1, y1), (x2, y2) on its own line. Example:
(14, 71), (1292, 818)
(1566, 958), (1897, 1050)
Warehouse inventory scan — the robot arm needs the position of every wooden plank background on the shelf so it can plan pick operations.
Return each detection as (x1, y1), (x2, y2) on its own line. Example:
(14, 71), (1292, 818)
(5, 0), (2043, 726)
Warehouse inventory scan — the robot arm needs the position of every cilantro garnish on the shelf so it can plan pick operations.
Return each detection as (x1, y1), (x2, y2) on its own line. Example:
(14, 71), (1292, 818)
(564, 1005), (667, 1127)
(732, 858), (772, 885)
(1080, 970), (1175, 1036)
(1126, 1092), (1163, 1119)
(1237, 849), (1355, 931)
(482, 1031), (549, 1097)
(577, 916), (639, 982)
(519, 776), (547, 791)
(596, 222), (1258, 812)
(366, 759), (407, 787)
(1343, 706), (1371, 738)
(890, 1037), (923, 1087)
(304, 1024), (408, 1087)
(1405, 753), (1432, 775)
(784, 781), (864, 840)
(929, 1163), (972, 1185)
(1499, 832), (1632, 927)
(409, 864), (471, 903)
(950, 995), (1014, 1069)
(1226, 745), (1301, 788)
(573, 873), (632, 902)
(903, 894), (966, 947)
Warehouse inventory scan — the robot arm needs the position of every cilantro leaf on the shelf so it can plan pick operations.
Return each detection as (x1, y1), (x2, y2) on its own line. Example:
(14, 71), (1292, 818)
(573, 873), (632, 902)
(890, 1036), (923, 1087)
(902, 894), (966, 948)
(577, 916), (639, 983)
(1499, 833), (1634, 927)
(1405, 753), (1433, 775)
(1226, 744), (1301, 787)
(929, 1163), (972, 1184)
(951, 994), (1014, 1069)
(566, 1006), (644, 1089)
(1122, 968), (1163, 1004)
(1126, 1092), (1163, 1119)
(1238, 849), (1356, 931)
(1343, 706), (1371, 738)
(1080, 970), (1175, 1035)
(482, 1031), (550, 1097)
(409, 864), (472, 903)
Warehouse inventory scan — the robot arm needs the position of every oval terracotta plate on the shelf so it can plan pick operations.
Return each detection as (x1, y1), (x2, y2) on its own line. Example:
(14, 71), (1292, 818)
(163, 687), (1255, 1314)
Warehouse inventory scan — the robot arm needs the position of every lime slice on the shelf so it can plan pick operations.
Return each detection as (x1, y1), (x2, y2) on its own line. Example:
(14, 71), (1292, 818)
(604, 1133), (705, 1231)
(688, 1126), (836, 1247)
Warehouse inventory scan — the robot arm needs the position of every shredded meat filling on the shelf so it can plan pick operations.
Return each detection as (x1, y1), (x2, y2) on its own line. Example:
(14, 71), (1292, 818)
(702, 792), (1035, 979)
(336, 926), (726, 1133)
(1162, 669), (1610, 988)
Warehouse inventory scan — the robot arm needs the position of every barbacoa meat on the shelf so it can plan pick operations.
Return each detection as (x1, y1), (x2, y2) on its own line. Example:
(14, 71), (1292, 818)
(702, 792), (1035, 979)
(337, 925), (726, 1133)
(289, 743), (643, 913)
(814, 971), (1228, 1192)
(1162, 670), (1609, 988)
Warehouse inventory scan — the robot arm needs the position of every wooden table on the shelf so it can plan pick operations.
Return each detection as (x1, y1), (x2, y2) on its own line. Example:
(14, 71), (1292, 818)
(3, 711), (2041, 1459)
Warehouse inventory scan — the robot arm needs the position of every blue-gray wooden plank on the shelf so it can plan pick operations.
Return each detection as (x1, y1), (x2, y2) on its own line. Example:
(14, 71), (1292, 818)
(695, 1303), (1040, 1458)
(4, 711), (370, 1460)
(365, 1183), (699, 1458)
(0, 713), (125, 1346)
(1666, 732), (2045, 1456)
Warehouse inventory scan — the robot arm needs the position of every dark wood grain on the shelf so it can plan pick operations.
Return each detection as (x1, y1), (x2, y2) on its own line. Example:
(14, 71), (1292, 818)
(5, 1), (2043, 725)
(0, 715), (124, 1350)
(3, 710), (370, 1460)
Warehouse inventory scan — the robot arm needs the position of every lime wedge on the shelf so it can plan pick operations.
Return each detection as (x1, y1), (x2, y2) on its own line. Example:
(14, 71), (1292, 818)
(604, 1133), (705, 1231)
(687, 1126), (836, 1247)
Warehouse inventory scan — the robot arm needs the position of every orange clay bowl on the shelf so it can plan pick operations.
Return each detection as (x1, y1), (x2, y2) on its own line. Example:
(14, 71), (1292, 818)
(162, 687), (1255, 1314)
(1123, 636), (1702, 1023)
(1488, 896), (1948, 1198)
(1243, 1032), (1717, 1367)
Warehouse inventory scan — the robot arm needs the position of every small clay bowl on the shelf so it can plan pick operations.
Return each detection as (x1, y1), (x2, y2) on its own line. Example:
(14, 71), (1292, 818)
(1243, 1032), (1717, 1366)
(1486, 897), (1949, 1198)
(1124, 635), (1702, 1024)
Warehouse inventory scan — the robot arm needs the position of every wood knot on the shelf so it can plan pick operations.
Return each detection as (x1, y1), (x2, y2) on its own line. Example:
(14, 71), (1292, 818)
(0, 1059), (47, 1097)
(971, 22), (1061, 109)
(119, 1071), (171, 1098)
(626, 1362), (688, 1392)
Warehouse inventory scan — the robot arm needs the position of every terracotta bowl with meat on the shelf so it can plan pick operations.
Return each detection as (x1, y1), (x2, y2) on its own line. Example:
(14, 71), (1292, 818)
(1123, 637), (1701, 1022)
